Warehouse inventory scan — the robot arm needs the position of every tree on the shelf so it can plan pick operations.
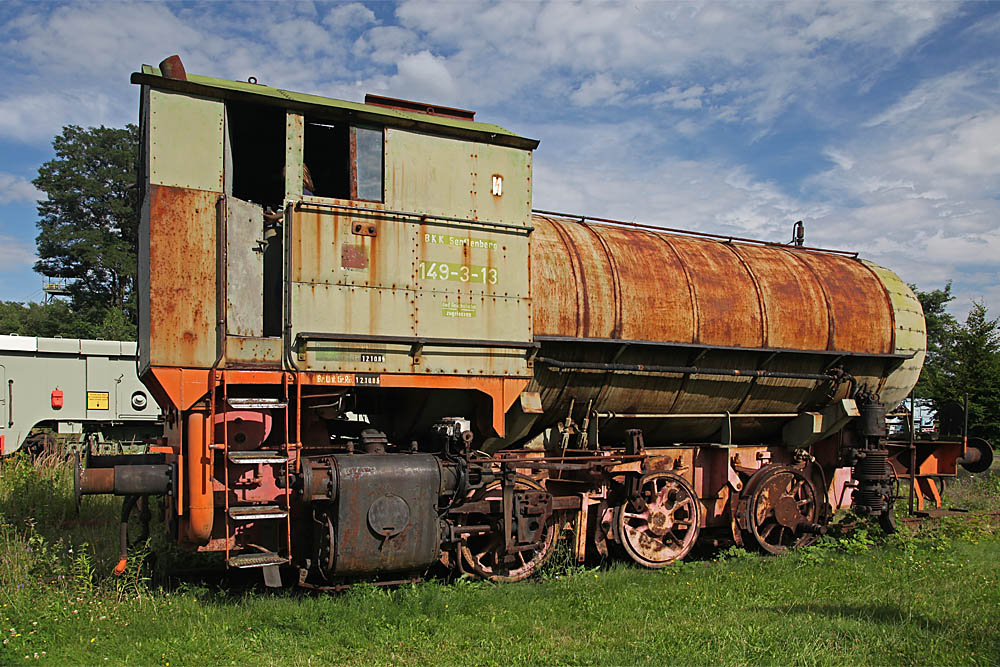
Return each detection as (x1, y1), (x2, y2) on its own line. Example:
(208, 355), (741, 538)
(913, 282), (958, 398)
(914, 284), (1000, 443)
(0, 300), (129, 340)
(946, 302), (1000, 441)
(32, 124), (139, 337)
(0, 301), (92, 338)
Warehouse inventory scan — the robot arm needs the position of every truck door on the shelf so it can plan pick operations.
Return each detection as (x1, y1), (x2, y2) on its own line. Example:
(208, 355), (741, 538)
(86, 356), (114, 419)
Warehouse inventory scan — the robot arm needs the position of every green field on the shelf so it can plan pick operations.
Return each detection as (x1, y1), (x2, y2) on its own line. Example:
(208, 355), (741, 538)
(2, 453), (998, 665)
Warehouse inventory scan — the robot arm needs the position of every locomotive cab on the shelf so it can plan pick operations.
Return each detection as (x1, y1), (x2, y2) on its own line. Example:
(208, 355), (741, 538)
(135, 58), (538, 444)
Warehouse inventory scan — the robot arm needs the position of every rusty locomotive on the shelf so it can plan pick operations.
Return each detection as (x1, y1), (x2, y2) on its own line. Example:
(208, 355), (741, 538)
(76, 56), (992, 587)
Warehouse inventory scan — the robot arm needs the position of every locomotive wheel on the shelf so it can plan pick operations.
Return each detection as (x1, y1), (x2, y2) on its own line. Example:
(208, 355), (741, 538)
(740, 465), (819, 554)
(459, 476), (559, 583)
(614, 471), (700, 568)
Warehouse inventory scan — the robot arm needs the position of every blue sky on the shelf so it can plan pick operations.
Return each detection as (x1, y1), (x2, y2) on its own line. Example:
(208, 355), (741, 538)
(0, 1), (998, 317)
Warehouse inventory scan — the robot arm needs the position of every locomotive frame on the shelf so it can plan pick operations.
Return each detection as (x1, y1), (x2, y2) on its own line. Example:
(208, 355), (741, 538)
(75, 56), (991, 587)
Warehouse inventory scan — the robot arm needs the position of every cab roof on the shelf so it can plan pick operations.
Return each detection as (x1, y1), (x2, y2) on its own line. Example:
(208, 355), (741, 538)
(132, 64), (539, 151)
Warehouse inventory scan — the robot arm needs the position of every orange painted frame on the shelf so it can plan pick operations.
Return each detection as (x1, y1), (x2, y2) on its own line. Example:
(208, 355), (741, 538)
(145, 367), (528, 437)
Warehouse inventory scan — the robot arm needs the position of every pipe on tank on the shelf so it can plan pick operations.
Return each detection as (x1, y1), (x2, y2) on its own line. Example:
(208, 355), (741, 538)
(185, 411), (213, 544)
(536, 356), (845, 383)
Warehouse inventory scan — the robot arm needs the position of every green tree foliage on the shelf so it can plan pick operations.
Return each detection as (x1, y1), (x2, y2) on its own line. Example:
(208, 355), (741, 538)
(913, 282), (958, 397)
(948, 303), (1000, 441)
(0, 301), (133, 340)
(914, 284), (1000, 443)
(31, 124), (139, 339)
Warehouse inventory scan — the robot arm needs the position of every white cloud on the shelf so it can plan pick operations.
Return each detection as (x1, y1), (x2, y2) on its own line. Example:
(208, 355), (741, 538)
(388, 0), (955, 124)
(0, 90), (120, 143)
(384, 51), (459, 103)
(807, 65), (1000, 317)
(353, 26), (420, 65)
(528, 118), (817, 244)
(323, 3), (377, 33)
(824, 149), (854, 171)
(0, 173), (42, 205)
(570, 74), (632, 107)
(0, 1), (962, 141)
(0, 234), (36, 272)
(642, 85), (706, 111)
(0, 3), (365, 142)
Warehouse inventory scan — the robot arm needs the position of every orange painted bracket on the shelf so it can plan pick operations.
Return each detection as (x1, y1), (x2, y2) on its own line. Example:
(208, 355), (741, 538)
(149, 366), (531, 437)
(146, 367), (213, 412)
(917, 442), (962, 476)
(914, 477), (943, 510)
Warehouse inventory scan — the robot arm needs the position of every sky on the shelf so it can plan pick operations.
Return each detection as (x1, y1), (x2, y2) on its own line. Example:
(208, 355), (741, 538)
(0, 0), (997, 319)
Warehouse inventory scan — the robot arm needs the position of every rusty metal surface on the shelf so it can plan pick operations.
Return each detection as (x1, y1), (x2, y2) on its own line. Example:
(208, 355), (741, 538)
(531, 214), (893, 354)
(730, 244), (829, 349)
(789, 251), (893, 354)
(147, 185), (219, 369)
(224, 197), (264, 337)
(505, 215), (910, 449)
(530, 215), (581, 336)
(666, 234), (763, 347)
(289, 203), (531, 377)
(324, 453), (441, 576)
(595, 224), (694, 341)
(384, 128), (532, 229)
(364, 94), (477, 121)
(78, 467), (115, 495)
(225, 336), (281, 367)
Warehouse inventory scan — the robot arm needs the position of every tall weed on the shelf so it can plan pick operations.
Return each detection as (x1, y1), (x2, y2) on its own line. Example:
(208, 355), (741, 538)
(0, 453), (125, 597)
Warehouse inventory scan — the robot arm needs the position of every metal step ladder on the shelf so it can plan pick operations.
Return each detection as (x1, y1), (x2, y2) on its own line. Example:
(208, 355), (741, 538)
(212, 370), (294, 587)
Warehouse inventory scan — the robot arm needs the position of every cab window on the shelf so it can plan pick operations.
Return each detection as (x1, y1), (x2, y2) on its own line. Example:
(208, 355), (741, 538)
(226, 101), (284, 207)
(303, 118), (383, 202)
(354, 126), (383, 202)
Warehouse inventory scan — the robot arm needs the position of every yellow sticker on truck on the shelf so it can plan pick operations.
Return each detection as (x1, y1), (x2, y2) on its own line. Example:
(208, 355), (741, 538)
(418, 260), (497, 285)
(87, 392), (109, 410)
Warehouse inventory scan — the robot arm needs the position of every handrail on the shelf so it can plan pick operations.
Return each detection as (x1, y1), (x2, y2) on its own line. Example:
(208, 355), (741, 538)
(296, 332), (538, 357)
(295, 200), (533, 234)
(533, 208), (859, 257)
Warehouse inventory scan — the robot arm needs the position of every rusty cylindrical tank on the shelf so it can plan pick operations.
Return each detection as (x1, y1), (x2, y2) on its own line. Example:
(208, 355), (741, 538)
(496, 215), (925, 449)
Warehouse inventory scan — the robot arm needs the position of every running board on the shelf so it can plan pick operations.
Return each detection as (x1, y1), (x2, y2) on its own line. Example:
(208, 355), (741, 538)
(227, 398), (288, 409)
(228, 551), (287, 569)
(228, 450), (288, 464)
(228, 505), (288, 521)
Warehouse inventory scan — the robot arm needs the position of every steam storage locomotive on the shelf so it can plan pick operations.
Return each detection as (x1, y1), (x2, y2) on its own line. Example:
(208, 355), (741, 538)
(76, 56), (992, 588)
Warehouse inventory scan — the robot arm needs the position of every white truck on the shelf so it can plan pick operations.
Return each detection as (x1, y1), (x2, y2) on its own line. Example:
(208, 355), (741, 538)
(0, 335), (160, 456)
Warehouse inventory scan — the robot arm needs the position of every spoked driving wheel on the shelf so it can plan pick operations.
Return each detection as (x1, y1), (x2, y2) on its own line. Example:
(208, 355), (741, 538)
(458, 476), (559, 582)
(739, 465), (820, 554)
(615, 472), (701, 568)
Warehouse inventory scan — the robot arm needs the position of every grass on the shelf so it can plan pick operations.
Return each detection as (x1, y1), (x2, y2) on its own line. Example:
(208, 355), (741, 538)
(1, 453), (999, 665)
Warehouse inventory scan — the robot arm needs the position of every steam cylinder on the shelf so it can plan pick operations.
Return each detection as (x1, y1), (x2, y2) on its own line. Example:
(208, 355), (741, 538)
(498, 215), (926, 448)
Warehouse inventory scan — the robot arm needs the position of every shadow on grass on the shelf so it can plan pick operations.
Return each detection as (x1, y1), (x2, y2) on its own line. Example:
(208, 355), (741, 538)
(765, 602), (946, 630)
